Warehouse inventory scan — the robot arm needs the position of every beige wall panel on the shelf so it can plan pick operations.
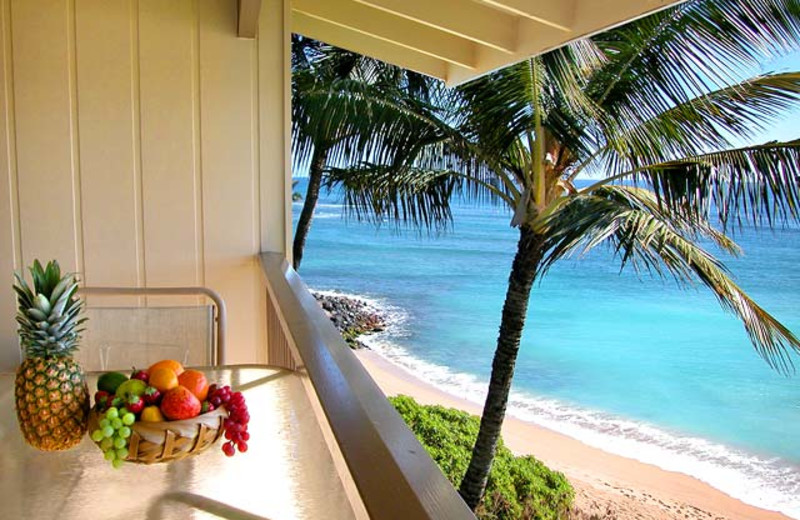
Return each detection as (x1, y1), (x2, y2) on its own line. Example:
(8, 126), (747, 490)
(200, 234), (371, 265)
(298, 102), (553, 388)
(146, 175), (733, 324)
(259, 0), (291, 256)
(199, 0), (262, 364)
(0, 0), (288, 370)
(0, 0), (19, 368)
(11, 0), (79, 270)
(139, 0), (201, 290)
(75, 0), (139, 289)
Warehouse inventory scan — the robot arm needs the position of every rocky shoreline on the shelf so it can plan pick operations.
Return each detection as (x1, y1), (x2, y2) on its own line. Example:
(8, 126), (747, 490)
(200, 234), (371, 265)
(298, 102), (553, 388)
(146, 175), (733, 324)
(312, 291), (387, 349)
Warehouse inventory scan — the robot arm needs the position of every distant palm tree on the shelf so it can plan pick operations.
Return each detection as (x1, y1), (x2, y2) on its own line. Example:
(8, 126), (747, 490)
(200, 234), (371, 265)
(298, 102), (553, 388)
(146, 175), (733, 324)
(330, 0), (800, 509)
(292, 180), (302, 202)
(291, 37), (444, 270)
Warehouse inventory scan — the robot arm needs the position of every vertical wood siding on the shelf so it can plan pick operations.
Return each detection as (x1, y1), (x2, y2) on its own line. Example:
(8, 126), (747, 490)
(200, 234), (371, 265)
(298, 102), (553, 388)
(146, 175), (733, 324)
(0, 0), (289, 370)
(265, 282), (296, 371)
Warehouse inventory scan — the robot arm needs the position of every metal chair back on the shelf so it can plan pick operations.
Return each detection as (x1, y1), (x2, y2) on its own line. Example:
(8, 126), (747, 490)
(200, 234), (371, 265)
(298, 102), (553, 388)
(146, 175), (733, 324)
(76, 287), (226, 371)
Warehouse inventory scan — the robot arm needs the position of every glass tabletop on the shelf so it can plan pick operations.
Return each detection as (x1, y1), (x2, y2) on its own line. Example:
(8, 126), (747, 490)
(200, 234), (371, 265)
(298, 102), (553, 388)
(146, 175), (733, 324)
(0, 366), (356, 520)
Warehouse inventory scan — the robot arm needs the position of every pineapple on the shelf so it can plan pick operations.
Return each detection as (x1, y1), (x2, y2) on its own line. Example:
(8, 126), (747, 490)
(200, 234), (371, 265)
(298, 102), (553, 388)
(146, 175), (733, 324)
(13, 259), (89, 451)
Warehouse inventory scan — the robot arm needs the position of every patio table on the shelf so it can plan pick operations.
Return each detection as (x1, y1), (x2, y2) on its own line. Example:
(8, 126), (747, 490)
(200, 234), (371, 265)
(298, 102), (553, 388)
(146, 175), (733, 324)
(0, 365), (356, 520)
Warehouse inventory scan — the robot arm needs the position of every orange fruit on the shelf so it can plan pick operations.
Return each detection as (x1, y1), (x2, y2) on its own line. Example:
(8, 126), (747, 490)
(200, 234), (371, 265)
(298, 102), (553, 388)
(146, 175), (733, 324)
(149, 367), (179, 392)
(160, 386), (201, 420)
(148, 359), (184, 376)
(178, 369), (209, 402)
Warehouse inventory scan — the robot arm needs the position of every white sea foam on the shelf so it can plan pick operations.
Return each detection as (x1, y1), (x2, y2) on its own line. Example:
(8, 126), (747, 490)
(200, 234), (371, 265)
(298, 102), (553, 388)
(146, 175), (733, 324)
(327, 291), (800, 519)
(311, 289), (391, 314)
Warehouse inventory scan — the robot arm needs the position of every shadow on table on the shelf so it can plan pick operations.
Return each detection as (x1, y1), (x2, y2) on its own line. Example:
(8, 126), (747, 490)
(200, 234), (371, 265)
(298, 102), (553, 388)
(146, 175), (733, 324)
(231, 369), (293, 392)
(147, 491), (272, 520)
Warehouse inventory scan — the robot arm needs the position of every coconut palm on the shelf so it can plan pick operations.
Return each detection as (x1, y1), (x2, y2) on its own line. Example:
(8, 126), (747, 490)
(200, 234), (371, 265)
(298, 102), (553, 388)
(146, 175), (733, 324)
(329, 0), (800, 509)
(291, 37), (445, 270)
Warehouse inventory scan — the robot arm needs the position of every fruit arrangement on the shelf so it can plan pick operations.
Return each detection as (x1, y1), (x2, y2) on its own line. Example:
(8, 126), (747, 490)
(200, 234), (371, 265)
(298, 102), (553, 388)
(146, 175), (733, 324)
(88, 359), (250, 466)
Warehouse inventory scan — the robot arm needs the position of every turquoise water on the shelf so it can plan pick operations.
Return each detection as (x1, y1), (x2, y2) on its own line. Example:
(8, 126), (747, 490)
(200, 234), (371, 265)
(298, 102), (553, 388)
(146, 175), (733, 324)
(293, 179), (800, 517)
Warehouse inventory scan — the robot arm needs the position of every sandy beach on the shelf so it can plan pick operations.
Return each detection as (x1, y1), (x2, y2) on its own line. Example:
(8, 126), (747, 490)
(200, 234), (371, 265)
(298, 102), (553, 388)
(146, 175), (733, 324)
(355, 349), (791, 520)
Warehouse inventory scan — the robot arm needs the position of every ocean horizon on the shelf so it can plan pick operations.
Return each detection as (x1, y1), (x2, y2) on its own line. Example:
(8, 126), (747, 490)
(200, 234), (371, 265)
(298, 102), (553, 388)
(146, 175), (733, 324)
(293, 178), (800, 518)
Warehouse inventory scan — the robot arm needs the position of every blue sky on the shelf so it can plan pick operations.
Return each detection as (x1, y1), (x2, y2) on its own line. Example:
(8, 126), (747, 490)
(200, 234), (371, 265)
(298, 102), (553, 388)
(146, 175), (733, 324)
(752, 52), (800, 142)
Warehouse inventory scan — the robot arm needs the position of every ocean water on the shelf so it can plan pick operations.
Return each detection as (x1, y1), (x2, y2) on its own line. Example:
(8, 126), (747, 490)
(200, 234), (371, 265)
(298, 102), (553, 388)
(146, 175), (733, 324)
(292, 179), (800, 518)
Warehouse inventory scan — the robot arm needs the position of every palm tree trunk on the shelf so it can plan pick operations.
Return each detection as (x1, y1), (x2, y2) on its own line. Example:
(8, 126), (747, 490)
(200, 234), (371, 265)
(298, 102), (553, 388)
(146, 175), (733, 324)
(458, 225), (544, 510)
(292, 146), (328, 271)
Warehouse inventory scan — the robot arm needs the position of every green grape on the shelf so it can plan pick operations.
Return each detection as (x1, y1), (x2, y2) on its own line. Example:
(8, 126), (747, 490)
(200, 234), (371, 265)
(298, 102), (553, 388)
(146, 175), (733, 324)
(118, 407), (129, 416)
(112, 458), (125, 469)
(116, 447), (129, 460)
(99, 418), (110, 429)
(90, 429), (104, 442)
(110, 418), (123, 429)
(122, 413), (135, 426)
(102, 425), (114, 438)
(105, 407), (119, 420)
(100, 437), (113, 451)
(119, 426), (131, 439)
(104, 450), (116, 461)
(113, 437), (126, 449)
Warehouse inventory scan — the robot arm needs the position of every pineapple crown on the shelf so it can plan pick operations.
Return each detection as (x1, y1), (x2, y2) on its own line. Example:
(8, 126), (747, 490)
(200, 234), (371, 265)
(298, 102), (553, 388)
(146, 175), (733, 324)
(13, 259), (86, 358)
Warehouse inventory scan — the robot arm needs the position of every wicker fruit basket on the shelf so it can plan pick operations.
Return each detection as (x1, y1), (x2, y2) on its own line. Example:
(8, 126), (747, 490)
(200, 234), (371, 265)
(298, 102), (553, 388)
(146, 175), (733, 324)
(88, 406), (227, 464)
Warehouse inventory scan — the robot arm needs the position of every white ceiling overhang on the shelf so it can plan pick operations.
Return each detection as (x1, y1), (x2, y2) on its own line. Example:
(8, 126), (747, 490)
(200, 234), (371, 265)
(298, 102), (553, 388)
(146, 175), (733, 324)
(289, 0), (686, 85)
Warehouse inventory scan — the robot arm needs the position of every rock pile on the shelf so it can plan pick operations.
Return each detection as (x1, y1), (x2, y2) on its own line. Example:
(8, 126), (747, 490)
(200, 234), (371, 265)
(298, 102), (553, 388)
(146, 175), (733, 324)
(312, 292), (387, 349)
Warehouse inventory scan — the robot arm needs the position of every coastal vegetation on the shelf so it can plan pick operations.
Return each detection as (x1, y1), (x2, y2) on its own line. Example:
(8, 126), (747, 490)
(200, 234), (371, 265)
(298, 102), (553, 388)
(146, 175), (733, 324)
(391, 395), (573, 520)
(324, 0), (800, 511)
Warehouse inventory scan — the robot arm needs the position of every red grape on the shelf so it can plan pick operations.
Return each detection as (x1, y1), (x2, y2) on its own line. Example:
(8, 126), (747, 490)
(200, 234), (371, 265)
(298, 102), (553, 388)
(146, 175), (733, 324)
(216, 385), (251, 457)
(222, 442), (235, 457)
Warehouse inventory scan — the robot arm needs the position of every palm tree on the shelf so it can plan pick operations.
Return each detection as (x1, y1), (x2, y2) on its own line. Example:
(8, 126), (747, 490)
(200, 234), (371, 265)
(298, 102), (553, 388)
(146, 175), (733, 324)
(291, 37), (444, 270)
(330, 0), (800, 510)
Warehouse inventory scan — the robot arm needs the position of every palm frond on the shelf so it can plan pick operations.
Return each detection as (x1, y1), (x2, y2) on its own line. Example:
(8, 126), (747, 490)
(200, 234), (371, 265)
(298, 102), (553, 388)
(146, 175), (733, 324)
(540, 186), (799, 372)
(589, 0), (800, 125)
(598, 72), (800, 172)
(325, 165), (457, 230)
(456, 61), (542, 157)
(292, 72), (448, 173)
(325, 148), (520, 230)
(587, 140), (800, 229)
(291, 39), (449, 178)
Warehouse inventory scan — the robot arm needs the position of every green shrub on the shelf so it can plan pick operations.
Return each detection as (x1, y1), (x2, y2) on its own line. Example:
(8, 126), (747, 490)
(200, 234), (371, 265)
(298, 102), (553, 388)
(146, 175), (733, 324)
(390, 395), (573, 520)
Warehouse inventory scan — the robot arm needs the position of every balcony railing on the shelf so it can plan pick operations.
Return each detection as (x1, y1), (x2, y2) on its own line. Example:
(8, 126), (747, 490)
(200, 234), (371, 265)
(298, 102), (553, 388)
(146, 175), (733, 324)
(259, 252), (475, 520)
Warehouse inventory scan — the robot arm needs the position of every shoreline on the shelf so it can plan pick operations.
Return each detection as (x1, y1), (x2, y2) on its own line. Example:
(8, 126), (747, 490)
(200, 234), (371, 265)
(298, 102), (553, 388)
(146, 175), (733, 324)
(355, 349), (791, 520)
